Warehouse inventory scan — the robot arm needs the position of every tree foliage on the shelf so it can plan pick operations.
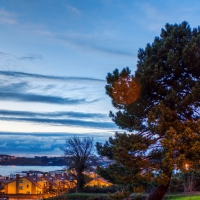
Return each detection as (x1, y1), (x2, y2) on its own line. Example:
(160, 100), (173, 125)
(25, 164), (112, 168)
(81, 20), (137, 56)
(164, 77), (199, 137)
(61, 136), (94, 192)
(96, 21), (200, 200)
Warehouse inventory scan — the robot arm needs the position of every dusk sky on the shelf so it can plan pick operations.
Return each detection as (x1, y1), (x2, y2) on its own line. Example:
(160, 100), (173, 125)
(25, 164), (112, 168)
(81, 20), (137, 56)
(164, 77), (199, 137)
(0, 0), (200, 157)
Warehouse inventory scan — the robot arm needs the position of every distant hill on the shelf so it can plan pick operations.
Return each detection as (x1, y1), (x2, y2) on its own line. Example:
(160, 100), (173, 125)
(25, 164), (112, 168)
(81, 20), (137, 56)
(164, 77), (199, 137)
(0, 154), (112, 167)
(0, 155), (66, 166)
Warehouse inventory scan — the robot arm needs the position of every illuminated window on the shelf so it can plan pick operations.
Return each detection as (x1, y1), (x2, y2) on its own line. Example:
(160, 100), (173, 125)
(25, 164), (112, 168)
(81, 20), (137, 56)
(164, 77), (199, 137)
(19, 186), (23, 190)
(19, 180), (23, 183)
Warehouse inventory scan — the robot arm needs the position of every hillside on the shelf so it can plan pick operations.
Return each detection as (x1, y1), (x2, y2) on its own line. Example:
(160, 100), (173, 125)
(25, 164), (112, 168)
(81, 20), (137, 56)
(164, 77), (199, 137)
(0, 155), (65, 166)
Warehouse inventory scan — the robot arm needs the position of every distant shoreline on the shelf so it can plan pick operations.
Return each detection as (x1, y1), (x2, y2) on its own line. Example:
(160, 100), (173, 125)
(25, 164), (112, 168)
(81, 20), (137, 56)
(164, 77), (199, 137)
(0, 163), (65, 166)
(0, 154), (66, 166)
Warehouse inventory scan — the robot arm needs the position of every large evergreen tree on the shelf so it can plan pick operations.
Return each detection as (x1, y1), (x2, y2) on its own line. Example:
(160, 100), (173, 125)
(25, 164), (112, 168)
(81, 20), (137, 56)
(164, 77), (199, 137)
(96, 22), (200, 200)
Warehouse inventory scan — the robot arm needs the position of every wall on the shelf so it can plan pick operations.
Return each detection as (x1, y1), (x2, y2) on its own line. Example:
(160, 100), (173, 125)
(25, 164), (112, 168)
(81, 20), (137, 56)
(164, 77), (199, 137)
(7, 181), (16, 194)
(18, 178), (32, 194)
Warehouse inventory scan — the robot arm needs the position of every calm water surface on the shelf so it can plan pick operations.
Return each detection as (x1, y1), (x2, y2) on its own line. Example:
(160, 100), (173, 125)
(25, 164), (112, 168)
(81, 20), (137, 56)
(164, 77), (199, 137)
(0, 165), (65, 176)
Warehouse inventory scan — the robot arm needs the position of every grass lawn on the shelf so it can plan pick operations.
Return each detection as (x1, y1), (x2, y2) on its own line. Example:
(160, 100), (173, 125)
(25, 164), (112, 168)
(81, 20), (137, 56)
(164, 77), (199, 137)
(45, 193), (109, 200)
(170, 195), (200, 200)
(63, 193), (108, 197)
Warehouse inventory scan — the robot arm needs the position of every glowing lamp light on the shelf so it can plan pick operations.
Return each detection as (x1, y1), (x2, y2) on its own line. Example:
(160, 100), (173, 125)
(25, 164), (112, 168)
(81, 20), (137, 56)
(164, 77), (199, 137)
(185, 163), (189, 170)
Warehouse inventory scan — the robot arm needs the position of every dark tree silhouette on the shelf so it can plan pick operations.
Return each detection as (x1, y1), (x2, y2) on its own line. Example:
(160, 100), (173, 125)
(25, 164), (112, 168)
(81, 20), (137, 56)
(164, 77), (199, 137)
(61, 136), (93, 192)
(96, 21), (200, 200)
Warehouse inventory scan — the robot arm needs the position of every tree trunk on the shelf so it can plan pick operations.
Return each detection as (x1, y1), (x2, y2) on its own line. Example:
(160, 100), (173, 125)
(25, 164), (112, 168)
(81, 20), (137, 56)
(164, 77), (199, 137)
(76, 170), (84, 192)
(146, 181), (170, 200)
(76, 171), (81, 192)
(76, 182), (80, 192)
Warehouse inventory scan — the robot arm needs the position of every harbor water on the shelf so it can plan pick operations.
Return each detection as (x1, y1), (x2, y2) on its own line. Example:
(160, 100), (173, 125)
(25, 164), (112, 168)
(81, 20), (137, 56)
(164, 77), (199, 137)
(0, 165), (65, 176)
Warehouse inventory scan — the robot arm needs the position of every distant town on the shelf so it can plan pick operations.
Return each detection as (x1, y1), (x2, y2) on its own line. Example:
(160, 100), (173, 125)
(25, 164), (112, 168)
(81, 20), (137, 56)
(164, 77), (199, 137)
(0, 154), (113, 199)
(0, 169), (112, 199)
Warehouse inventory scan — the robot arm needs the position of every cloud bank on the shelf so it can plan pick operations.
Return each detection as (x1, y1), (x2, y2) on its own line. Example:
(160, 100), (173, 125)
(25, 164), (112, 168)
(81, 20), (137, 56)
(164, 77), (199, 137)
(0, 131), (115, 156)
(0, 70), (105, 105)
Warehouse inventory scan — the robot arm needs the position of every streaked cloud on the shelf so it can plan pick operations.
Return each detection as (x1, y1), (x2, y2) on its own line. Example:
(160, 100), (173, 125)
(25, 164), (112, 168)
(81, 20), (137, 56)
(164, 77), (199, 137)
(0, 109), (114, 129)
(0, 143), (9, 148)
(0, 109), (108, 119)
(0, 70), (104, 82)
(0, 131), (115, 138)
(0, 9), (17, 25)
(16, 145), (30, 149)
(0, 51), (8, 55)
(0, 92), (93, 105)
(39, 143), (52, 149)
(0, 116), (115, 129)
(18, 54), (43, 61)
(67, 5), (81, 15)
(0, 82), (28, 92)
(33, 30), (53, 36)
(58, 33), (134, 57)
(0, 70), (104, 105)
